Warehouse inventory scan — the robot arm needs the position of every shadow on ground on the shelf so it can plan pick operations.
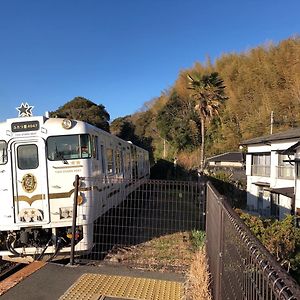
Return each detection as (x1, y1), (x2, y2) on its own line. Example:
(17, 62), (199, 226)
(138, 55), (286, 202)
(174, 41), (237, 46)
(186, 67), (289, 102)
(150, 159), (198, 181)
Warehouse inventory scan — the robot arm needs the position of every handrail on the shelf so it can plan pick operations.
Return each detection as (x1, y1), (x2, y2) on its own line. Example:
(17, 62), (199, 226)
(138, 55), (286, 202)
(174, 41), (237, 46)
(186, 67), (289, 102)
(70, 174), (80, 265)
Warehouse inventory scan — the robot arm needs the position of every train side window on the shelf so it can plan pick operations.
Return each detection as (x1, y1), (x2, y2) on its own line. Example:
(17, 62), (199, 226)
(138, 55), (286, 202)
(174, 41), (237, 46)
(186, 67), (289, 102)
(0, 140), (7, 165)
(100, 145), (105, 173)
(125, 152), (131, 174)
(115, 150), (122, 174)
(17, 144), (39, 170)
(106, 148), (114, 175)
(92, 136), (98, 159)
(80, 135), (91, 158)
(131, 148), (137, 179)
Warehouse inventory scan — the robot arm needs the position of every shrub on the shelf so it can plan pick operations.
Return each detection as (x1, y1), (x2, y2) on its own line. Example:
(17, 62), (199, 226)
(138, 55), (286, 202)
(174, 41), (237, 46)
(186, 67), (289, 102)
(190, 230), (206, 251)
(237, 210), (300, 283)
(262, 215), (296, 261)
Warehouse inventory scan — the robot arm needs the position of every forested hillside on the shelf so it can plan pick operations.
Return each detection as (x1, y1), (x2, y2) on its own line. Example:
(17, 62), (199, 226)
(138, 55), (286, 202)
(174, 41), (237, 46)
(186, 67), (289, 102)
(51, 37), (300, 170)
(112, 37), (300, 168)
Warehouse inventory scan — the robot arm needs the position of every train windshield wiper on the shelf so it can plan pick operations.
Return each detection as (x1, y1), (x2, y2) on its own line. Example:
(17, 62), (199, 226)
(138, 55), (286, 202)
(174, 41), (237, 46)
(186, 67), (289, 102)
(55, 146), (68, 164)
(58, 152), (68, 164)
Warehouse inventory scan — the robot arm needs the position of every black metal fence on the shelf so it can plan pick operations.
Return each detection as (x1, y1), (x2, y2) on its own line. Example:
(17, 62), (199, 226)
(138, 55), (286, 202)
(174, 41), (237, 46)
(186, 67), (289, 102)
(206, 181), (300, 300)
(72, 178), (205, 272)
(69, 176), (300, 299)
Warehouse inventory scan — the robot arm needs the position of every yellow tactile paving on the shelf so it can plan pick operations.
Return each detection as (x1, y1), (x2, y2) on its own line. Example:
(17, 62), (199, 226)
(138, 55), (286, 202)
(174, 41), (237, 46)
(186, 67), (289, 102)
(59, 273), (183, 300)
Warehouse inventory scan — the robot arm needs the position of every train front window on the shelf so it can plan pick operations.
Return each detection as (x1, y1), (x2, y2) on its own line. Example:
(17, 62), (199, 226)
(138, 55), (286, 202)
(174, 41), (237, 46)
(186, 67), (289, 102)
(0, 141), (7, 165)
(17, 145), (39, 170)
(47, 134), (91, 161)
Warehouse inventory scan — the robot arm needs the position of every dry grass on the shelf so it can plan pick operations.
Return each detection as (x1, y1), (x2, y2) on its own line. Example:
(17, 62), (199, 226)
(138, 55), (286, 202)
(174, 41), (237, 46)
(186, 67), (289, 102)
(185, 247), (212, 300)
(177, 150), (200, 170)
(104, 232), (195, 273)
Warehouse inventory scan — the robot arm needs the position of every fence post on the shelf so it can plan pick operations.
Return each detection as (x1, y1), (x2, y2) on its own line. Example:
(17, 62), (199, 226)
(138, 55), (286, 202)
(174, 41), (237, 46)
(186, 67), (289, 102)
(198, 175), (207, 230)
(70, 174), (80, 265)
(216, 198), (224, 300)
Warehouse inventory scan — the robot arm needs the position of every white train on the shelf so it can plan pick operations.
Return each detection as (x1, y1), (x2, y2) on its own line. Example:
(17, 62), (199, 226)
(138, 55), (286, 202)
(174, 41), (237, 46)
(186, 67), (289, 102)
(0, 114), (150, 262)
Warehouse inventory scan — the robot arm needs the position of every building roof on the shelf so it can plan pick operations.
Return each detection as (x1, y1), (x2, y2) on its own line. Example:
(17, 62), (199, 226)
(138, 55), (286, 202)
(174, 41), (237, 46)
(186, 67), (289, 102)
(241, 127), (300, 146)
(264, 187), (294, 198)
(206, 152), (244, 162)
(253, 183), (294, 198)
(253, 181), (270, 187)
(281, 141), (300, 154)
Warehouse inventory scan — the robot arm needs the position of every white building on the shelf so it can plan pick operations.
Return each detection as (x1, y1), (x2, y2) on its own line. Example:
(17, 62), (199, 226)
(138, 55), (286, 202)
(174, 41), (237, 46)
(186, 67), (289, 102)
(241, 128), (300, 220)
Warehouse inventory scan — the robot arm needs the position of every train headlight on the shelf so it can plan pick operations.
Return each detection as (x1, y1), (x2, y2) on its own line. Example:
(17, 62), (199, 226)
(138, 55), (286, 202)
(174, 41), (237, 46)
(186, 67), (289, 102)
(62, 119), (72, 129)
(77, 194), (83, 205)
(59, 207), (73, 219)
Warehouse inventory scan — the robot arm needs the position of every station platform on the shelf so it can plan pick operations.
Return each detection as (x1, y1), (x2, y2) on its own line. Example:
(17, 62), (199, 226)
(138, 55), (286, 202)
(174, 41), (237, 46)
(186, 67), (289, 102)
(0, 262), (184, 300)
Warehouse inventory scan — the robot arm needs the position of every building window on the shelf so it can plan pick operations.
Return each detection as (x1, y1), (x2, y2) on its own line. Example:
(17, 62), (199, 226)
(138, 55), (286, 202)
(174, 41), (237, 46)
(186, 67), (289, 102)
(251, 153), (271, 176)
(270, 193), (280, 219)
(297, 163), (300, 179)
(277, 154), (294, 179)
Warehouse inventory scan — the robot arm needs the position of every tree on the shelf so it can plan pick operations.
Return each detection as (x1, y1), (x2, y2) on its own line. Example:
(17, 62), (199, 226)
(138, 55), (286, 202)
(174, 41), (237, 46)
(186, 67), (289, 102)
(110, 116), (136, 142)
(110, 115), (155, 165)
(50, 96), (110, 132)
(187, 72), (227, 171)
(156, 92), (201, 151)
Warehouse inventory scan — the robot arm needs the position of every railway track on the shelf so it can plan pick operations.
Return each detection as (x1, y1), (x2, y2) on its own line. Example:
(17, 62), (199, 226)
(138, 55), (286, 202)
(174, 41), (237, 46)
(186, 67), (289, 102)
(0, 261), (25, 281)
(0, 259), (46, 297)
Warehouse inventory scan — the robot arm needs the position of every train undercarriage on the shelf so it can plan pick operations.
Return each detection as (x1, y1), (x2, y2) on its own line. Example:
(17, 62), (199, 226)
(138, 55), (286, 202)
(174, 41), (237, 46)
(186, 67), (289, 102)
(0, 225), (83, 263)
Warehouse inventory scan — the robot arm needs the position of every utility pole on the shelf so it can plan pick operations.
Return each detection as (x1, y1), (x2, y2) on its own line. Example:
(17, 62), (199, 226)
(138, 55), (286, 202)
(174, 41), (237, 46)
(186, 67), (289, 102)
(270, 111), (274, 134)
(152, 128), (168, 159)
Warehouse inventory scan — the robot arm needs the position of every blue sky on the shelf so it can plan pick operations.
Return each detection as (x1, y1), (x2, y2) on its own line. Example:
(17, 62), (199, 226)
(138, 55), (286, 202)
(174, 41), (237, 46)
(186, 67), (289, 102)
(0, 0), (299, 121)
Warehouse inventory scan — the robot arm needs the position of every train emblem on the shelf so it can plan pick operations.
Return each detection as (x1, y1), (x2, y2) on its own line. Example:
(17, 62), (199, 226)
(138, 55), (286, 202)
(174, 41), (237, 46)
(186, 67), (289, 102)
(22, 173), (37, 193)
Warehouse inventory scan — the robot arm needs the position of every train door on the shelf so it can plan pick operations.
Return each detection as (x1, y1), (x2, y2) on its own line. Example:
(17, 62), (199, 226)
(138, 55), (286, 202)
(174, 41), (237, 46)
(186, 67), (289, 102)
(10, 138), (50, 225)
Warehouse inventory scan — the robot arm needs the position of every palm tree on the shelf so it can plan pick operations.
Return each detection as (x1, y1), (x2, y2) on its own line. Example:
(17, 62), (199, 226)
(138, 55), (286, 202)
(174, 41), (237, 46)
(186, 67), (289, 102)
(187, 72), (227, 172)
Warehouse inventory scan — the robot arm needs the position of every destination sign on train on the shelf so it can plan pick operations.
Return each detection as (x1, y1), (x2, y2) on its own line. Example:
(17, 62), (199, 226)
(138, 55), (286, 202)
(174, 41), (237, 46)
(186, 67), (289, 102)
(11, 121), (40, 132)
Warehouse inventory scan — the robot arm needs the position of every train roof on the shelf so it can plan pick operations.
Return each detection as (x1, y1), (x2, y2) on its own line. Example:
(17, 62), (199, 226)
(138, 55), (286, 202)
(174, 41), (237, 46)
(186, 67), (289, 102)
(0, 116), (148, 153)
